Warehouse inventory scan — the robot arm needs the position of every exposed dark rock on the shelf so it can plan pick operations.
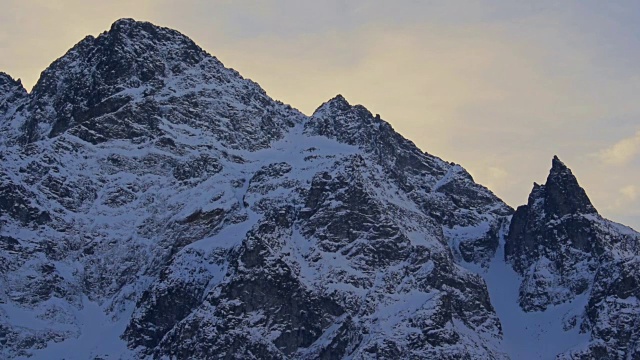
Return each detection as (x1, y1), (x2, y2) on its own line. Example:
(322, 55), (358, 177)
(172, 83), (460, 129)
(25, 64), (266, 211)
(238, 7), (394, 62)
(506, 157), (640, 359)
(1, 18), (637, 360)
(0, 72), (27, 118)
(0, 176), (50, 227)
(506, 156), (603, 309)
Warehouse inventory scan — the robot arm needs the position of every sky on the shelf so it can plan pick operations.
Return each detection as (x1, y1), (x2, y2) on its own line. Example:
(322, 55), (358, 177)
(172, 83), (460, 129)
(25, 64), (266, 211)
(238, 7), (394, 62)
(1, 0), (639, 229)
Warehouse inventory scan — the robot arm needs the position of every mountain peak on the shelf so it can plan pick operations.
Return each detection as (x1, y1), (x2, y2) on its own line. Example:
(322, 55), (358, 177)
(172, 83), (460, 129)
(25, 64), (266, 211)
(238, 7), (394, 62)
(521, 156), (596, 218)
(312, 94), (352, 115)
(0, 72), (25, 93)
(328, 94), (349, 105)
(109, 17), (145, 31)
(550, 155), (568, 174)
(32, 17), (208, 95)
(23, 18), (216, 142)
(0, 71), (19, 86)
(0, 71), (27, 96)
(9, 18), (298, 148)
(543, 156), (596, 216)
(104, 18), (196, 47)
(0, 71), (27, 115)
(507, 156), (599, 274)
(507, 157), (598, 280)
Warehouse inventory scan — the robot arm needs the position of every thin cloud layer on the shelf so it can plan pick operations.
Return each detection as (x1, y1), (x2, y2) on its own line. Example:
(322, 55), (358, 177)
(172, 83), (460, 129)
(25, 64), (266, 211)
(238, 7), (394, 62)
(599, 131), (640, 165)
(621, 185), (638, 201)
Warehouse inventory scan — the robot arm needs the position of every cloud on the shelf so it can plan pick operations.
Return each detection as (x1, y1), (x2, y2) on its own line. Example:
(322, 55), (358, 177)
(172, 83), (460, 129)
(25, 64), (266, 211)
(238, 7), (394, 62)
(468, 165), (511, 195)
(598, 131), (640, 165)
(603, 185), (639, 218)
(621, 185), (638, 201)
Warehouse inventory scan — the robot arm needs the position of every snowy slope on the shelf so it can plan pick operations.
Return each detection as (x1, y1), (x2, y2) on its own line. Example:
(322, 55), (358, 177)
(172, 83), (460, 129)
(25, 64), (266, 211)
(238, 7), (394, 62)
(466, 224), (590, 360)
(0, 18), (638, 360)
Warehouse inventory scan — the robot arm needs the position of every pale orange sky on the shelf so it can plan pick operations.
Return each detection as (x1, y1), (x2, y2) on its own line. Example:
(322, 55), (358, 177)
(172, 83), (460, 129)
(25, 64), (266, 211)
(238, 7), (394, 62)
(1, 0), (639, 229)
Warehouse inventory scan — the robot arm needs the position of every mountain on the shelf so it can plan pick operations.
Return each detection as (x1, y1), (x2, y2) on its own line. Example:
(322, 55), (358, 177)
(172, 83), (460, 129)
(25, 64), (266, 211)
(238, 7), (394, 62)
(0, 18), (638, 360)
(505, 156), (640, 359)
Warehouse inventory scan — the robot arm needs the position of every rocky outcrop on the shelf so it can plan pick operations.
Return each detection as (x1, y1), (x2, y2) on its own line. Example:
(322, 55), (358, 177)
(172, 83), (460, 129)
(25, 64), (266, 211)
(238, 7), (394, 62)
(506, 156), (601, 310)
(2, 18), (302, 148)
(506, 156), (640, 359)
(0, 73), (27, 117)
(1, 18), (638, 360)
(309, 96), (513, 267)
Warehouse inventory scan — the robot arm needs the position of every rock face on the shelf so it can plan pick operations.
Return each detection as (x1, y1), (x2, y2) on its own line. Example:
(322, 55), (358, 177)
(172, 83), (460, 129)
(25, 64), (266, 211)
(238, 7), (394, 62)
(505, 157), (640, 359)
(0, 18), (638, 360)
(506, 156), (600, 310)
(0, 73), (27, 117)
(3, 18), (299, 149)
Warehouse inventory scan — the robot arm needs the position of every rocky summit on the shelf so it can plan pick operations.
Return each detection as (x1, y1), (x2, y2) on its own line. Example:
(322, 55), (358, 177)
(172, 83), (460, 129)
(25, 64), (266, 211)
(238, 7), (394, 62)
(0, 19), (638, 360)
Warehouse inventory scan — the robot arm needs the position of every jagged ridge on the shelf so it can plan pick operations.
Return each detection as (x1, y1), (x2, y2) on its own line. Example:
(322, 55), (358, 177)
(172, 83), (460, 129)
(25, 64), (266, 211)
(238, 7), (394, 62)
(505, 156), (640, 359)
(0, 18), (638, 360)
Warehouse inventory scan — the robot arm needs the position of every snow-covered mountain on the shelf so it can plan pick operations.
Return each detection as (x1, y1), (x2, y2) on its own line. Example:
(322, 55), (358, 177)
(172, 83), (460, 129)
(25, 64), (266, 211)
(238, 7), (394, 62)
(0, 19), (638, 360)
(505, 157), (640, 359)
